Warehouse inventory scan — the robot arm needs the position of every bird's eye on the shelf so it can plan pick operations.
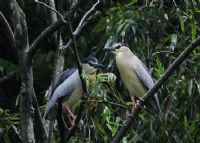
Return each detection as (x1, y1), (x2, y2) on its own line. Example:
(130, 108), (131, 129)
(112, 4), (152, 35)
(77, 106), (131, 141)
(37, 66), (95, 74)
(115, 44), (121, 49)
(88, 61), (94, 66)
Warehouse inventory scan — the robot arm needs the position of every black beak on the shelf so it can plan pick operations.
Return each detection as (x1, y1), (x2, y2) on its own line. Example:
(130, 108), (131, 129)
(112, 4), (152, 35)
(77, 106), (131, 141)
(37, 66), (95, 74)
(103, 46), (115, 52)
(92, 63), (105, 69)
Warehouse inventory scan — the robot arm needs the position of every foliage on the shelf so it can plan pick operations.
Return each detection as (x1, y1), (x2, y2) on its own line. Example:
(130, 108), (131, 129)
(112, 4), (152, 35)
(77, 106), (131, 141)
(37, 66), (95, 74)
(0, 0), (200, 142)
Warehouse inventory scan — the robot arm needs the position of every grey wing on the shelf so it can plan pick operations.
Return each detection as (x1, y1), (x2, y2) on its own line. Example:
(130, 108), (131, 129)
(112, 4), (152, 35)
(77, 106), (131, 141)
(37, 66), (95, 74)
(134, 58), (160, 113)
(44, 76), (76, 118)
(134, 59), (154, 89)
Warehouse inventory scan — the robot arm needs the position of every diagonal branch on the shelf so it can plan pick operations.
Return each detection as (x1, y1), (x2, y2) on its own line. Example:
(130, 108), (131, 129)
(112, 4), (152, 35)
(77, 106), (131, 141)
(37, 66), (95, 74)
(73, 0), (102, 36)
(62, 0), (103, 50)
(111, 36), (200, 143)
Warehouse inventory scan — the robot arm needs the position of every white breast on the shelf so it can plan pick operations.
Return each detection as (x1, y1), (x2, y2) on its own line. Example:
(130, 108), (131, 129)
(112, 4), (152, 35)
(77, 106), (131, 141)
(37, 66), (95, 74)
(116, 55), (147, 98)
(66, 77), (83, 106)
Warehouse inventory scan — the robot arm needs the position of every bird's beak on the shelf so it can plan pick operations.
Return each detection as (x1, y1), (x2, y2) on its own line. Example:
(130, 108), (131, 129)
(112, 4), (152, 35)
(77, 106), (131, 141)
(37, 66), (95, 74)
(103, 46), (115, 53)
(92, 63), (105, 69)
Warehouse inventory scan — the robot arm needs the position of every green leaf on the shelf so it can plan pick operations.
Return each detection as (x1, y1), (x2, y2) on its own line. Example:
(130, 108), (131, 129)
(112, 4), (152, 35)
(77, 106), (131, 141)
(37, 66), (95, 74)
(92, 18), (107, 33)
(191, 22), (196, 40)
(184, 115), (188, 129)
(179, 16), (185, 32)
(92, 117), (108, 138)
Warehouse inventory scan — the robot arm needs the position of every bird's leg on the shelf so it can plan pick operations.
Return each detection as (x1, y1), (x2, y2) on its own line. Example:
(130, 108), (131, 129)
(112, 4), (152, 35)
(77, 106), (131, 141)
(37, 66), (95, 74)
(65, 104), (83, 127)
(65, 104), (76, 119)
(65, 104), (76, 126)
(134, 97), (144, 109)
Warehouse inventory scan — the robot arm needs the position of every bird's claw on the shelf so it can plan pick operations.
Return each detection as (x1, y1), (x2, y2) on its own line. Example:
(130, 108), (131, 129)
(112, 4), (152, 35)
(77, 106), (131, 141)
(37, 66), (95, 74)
(71, 116), (84, 127)
(134, 100), (144, 109)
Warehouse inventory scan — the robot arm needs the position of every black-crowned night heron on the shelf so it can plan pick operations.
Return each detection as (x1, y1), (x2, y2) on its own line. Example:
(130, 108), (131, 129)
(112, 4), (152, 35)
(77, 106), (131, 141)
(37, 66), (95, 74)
(44, 56), (105, 125)
(104, 43), (160, 115)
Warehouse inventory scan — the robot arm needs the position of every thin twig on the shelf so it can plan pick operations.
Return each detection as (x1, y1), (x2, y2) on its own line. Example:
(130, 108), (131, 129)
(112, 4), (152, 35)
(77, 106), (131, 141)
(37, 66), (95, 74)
(62, 0), (103, 50)
(73, 0), (102, 36)
(111, 36), (200, 143)
(152, 51), (175, 57)
(82, 99), (131, 110)
(34, 0), (66, 23)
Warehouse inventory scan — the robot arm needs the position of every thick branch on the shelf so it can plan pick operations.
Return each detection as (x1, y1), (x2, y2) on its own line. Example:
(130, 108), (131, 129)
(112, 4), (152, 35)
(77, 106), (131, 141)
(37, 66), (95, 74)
(7, 0), (35, 142)
(111, 36), (200, 143)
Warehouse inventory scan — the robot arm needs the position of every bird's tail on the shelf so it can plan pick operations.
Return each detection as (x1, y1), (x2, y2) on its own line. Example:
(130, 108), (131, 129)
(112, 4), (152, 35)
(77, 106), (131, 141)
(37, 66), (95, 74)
(43, 96), (57, 119)
(144, 94), (160, 115)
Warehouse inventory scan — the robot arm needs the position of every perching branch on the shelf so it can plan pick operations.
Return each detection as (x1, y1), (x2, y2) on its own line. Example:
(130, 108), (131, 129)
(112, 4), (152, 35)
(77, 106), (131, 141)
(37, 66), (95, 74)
(111, 36), (200, 143)
(27, 0), (81, 61)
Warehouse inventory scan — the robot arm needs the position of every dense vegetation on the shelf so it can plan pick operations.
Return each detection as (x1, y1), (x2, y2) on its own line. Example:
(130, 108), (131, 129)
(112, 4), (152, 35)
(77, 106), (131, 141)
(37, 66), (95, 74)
(0, 0), (200, 142)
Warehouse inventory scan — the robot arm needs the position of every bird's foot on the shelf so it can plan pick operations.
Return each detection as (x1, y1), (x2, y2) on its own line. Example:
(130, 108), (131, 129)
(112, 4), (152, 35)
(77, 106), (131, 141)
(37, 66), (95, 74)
(134, 100), (144, 109)
(70, 116), (84, 128)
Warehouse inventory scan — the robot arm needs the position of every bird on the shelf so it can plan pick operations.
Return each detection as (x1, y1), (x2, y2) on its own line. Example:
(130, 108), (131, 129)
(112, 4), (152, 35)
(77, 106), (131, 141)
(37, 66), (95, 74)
(104, 43), (160, 115)
(44, 56), (105, 125)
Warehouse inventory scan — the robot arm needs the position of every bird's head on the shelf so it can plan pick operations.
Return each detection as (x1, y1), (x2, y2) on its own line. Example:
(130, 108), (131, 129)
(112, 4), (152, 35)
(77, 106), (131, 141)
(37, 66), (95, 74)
(81, 56), (105, 74)
(104, 43), (131, 56)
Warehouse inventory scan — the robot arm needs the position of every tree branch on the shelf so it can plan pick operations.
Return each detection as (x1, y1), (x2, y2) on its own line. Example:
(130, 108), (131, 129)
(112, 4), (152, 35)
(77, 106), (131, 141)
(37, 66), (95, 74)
(34, 0), (66, 23)
(6, 0), (35, 142)
(73, 0), (102, 36)
(111, 36), (200, 143)
(27, 0), (81, 61)
(65, 1), (104, 141)
(0, 11), (16, 49)
(62, 0), (103, 51)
